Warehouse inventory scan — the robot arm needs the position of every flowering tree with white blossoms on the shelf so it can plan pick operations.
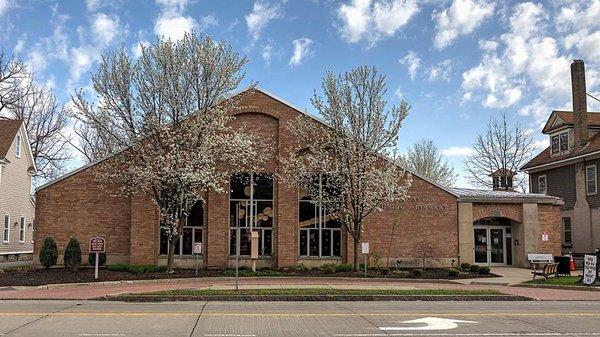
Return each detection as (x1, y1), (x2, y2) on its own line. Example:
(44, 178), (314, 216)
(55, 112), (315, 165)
(283, 66), (412, 270)
(71, 33), (262, 272)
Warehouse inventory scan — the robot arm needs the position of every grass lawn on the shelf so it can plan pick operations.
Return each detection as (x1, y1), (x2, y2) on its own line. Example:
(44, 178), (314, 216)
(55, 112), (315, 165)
(526, 276), (583, 286)
(139, 288), (501, 297)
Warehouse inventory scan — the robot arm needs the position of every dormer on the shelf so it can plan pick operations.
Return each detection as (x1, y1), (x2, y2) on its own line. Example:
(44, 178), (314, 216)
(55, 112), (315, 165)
(490, 168), (516, 191)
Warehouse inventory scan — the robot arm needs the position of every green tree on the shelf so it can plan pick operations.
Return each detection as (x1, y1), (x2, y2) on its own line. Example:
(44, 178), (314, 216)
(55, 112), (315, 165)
(39, 236), (58, 269)
(63, 237), (82, 271)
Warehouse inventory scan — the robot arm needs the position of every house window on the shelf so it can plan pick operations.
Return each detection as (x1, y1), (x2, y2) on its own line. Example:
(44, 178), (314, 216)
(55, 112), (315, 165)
(551, 135), (559, 154)
(3, 215), (9, 243)
(159, 200), (203, 256)
(538, 175), (547, 195)
(15, 134), (21, 157)
(587, 165), (597, 195)
(562, 217), (572, 246)
(299, 175), (342, 258)
(19, 216), (25, 243)
(229, 173), (274, 256)
(551, 132), (569, 154)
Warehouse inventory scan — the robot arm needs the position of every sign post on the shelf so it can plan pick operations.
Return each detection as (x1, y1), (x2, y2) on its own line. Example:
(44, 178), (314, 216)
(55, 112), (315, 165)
(362, 242), (369, 279)
(583, 254), (598, 286)
(250, 231), (259, 272)
(89, 236), (105, 279)
(193, 242), (202, 276)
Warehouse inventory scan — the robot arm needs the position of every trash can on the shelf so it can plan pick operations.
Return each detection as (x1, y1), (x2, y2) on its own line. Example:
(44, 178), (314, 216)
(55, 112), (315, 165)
(554, 255), (571, 276)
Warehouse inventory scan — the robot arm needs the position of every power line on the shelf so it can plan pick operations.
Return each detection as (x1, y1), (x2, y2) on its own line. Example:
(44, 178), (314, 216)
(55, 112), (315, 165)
(588, 92), (600, 103)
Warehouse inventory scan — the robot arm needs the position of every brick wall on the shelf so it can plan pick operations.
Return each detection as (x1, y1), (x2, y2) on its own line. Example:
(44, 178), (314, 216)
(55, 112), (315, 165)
(538, 204), (563, 256)
(472, 203), (523, 223)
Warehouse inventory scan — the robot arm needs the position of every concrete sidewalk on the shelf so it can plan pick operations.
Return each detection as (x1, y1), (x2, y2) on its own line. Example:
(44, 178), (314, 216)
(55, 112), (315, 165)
(1, 276), (600, 301)
(454, 266), (538, 286)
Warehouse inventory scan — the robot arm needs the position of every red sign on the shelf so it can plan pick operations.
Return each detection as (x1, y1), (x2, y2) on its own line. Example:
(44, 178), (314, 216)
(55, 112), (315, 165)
(89, 236), (106, 253)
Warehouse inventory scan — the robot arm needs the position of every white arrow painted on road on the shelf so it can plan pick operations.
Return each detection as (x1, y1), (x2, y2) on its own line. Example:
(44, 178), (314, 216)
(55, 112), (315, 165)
(379, 317), (477, 331)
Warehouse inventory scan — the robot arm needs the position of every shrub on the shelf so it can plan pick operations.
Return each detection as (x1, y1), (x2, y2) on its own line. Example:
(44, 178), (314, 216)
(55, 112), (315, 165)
(412, 268), (423, 277)
(469, 264), (481, 273)
(448, 268), (460, 277)
(88, 253), (107, 266)
(39, 236), (58, 269)
(320, 263), (337, 274)
(371, 252), (382, 269)
(478, 266), (491, 274)
(63, 238), (82, 271)
(459, 263), (471, 271)
(289, 263), (308, 272)
(336, 263), (353, 272)
(107, 264), (165, 274)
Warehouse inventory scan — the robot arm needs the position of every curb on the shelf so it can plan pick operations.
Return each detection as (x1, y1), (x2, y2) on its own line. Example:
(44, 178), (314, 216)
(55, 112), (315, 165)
(101, 294), (532, 302)
(515, 283), (600, 292)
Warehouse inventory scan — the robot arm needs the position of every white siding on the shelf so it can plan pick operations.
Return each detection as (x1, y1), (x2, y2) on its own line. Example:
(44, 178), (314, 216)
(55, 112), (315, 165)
(0, 126), (34, 253)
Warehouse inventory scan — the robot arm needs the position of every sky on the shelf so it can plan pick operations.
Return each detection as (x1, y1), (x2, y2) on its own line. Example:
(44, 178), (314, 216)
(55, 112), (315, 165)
(1, 0), (600, 187)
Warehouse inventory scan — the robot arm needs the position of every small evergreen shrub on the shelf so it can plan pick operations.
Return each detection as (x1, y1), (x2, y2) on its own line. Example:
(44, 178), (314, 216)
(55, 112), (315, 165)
(448, 268), (460, 277)
(459, 263), (471, 271)
(469, 264), (481, 273)
(88, 253), (107, 266)
(336, 263), (353, 272)
(478, 266), (491, 274)
(320, 263), (337, 274)
(39, 236), (58, 269)
(63, 238), (82, 271)
(289, 263), (308, 272)
(412, 268), (423, 277)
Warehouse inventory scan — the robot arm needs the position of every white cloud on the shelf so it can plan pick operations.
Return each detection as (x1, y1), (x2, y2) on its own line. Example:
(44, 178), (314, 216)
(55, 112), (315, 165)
(262, 44), (273, 65)
(91, 13), (119, 46)
(289, 38), (313, 67)
(442, 146), (475, 157)
(131, 40), (150, 59)
(461, 2), (575, 109)
(154, 0), (197, 40)
(433, 0), (495, 49)
(556, 0), (600, 32)
(337, 0), (419, 45)
(399, 51), (420, 80)
(567, 30), (600, 60)
(13, 36), (25, 53)
(427, 59), (452, 82)
(199, 13), (218, 31)
(0, 0), (12, 17)
(245, 0), (282, 42)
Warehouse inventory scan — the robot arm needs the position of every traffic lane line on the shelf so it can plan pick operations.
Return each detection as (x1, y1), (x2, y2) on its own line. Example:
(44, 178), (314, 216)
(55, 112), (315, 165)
(332, 334), (600, 336)
(1, 312), (600, 317)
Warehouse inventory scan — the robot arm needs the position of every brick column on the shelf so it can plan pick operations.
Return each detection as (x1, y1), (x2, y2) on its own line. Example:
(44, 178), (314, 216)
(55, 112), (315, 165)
(206, 188), (229, 267)
(129, 195), (158, 265)
(276, 179), (298, 267)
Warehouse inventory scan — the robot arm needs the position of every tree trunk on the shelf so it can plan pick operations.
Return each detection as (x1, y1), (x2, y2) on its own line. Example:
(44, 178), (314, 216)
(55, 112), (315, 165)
(166, 236), (178, 273)
(353, 239), (360, 271)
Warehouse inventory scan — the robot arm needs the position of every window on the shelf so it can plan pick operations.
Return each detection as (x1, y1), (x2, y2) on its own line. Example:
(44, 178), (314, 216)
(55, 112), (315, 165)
(299, 175), (342, 258)
(3, 215), (9, 243)
(551, 132), (569, 154)
(562, 217), (572, 246)
(551, 135), (559, 154)
(15, 134), (21, 157)
(19, 216), (25, 243)
(587, 165), (597, 195)
(159, 201), (203, 256)
(538, 175), (547, 195)
(229, 173), (274, 256)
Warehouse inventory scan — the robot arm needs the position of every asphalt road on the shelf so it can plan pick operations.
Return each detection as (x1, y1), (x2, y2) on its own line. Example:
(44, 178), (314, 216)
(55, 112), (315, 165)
(0, 300), (599, 336)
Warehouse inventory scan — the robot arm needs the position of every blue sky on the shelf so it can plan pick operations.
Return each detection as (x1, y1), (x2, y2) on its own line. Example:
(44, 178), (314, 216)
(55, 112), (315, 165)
(1, 0), (599, 187)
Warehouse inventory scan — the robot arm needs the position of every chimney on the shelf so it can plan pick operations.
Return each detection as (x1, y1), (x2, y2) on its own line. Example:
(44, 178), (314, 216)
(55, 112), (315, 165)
(571, 59), (588, 151)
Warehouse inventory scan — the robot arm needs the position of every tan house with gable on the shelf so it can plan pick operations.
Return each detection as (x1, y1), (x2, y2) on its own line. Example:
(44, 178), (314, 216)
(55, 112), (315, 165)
(0, 119), (36, 262)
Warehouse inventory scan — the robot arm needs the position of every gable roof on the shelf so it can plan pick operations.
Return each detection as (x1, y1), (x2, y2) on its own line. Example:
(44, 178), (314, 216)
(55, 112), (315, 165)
(451, 187), (562, 204)
(542, 110), (600, 134)
(37, 87), (460, 197)
(0, 118), (23, 160)
(522, 129), (600, 171)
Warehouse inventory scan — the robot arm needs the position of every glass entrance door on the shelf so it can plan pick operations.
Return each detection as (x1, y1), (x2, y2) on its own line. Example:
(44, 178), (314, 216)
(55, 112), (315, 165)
(473, 226), (510, 266)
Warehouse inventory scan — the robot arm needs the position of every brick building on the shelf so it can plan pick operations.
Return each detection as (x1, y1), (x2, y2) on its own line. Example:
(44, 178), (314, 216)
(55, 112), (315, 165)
(523, 60), (600, 255)
(35, 88), (563, 268)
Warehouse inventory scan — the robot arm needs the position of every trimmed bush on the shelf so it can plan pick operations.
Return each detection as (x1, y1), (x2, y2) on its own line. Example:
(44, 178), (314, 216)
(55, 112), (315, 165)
(289, 263), (308, 272)
(478, 266), (491, 274)
(88, 252), (107, 266)
(448, 268), (460, 277)
(335, 263), (353, 273)
(459, 263), (471, 271)
(63, 237), (82, 271)
(412, 268), (423, 277)
(320, 263), (337, 274)
(39, 236), (58, 269)
(469, 264), (481, 273)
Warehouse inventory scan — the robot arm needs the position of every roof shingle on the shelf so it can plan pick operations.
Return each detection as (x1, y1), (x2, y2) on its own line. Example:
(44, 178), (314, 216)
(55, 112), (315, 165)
(0, 119), (22, 160)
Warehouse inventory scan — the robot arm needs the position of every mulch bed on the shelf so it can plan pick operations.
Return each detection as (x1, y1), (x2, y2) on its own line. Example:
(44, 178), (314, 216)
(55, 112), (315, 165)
(0, 267), (497, 287)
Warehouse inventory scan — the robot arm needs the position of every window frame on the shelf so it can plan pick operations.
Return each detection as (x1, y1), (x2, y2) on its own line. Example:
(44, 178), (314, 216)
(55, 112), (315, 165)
(3, 214), (10, 243)
(538, 175), (547, 195)
(562, 217), (572, 246)
(19, 216), (25, 243)
(551, 135), (559, 154)
(15, 134), (21, 158)
(158, 201), (204, 257)
(551, 132), (569, 155)
(559, 132), (569, 152)
(587, 165), (598, 196)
